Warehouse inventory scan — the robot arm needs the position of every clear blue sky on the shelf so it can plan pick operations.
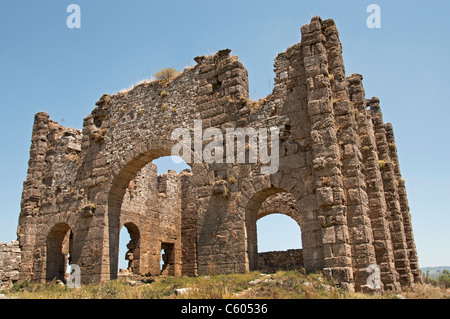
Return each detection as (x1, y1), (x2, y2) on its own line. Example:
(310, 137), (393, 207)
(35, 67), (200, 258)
(1, 0), (449, 269)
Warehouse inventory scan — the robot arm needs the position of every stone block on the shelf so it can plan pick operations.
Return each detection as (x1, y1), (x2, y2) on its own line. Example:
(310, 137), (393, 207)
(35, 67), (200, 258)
(316, 187), (334, 207)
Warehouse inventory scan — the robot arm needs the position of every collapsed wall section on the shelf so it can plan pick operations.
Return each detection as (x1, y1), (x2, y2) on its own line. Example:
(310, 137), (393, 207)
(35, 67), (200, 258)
(292, 16), (421, 291)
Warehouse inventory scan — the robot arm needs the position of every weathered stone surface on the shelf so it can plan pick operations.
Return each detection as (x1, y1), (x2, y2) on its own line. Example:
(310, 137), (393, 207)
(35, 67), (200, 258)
(257, 249), (304, 274)
(0, 241), (21, 289)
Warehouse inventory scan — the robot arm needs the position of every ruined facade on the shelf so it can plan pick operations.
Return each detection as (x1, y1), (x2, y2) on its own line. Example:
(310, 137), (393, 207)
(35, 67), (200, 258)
(16, 16), (422, 292)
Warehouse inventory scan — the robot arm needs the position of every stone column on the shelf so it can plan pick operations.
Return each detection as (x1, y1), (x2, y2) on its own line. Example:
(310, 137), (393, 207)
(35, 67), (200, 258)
(368, 98), (414, 288)
(384, 123), (422, 284)
(180, 171), (198, 276)
(17, 112), (50, 281)
(276, 36), (323, 272)
(301, 16), (354, 291)
(347, 74), (401, 292)
(322, 20), (378, 292)
(77, 112), (123, 283)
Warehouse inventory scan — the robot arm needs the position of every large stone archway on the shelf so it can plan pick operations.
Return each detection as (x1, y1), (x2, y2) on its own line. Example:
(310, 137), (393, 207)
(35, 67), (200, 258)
(17, 16), (422, 292)
(105, 140), (176, 280)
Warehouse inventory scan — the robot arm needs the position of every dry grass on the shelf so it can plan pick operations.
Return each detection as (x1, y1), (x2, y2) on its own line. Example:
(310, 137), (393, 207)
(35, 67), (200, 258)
(92, 128), (107, 144)
(400, 284), (450, 299)
(115, 68), (181, 96)
(117, 79), (153, 95)
(3, 271), (448, 299)
(154, 68), (179, 81)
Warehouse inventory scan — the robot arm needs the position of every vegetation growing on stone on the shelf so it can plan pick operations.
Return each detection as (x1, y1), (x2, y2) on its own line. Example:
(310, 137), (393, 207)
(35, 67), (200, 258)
(154, 68), (179, 82)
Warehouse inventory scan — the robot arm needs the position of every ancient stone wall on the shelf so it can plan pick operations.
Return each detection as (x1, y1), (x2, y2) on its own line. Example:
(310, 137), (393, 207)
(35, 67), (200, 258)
(0, 241), (21, 289)
(257, 249), (304, 273)
(15, 16), (421, 293)
(119, 164), (192, 277)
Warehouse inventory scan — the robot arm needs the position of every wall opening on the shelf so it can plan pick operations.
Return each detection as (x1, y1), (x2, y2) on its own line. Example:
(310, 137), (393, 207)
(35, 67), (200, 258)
(118, 222), (140, 275)
(107, 142), (193, 279)
(46, 223), (72, 282)
(246, 189), (305, 272)
(256, 213), (303, 273)
(257, 214), (302, 252)
(153, 156), (190, 175)
(118, 227), (131, 272)
(160, 242), (175, 276)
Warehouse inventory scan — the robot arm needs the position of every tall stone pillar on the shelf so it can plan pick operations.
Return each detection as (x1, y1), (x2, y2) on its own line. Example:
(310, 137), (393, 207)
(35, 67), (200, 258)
(384, 123), (422, 284)
(368, 98), (414, 288)
(194, 49), (251, 275)
(301, 16), (354, 291)
(180, 171), (198, 276)
(347, 74), (401, 292)
(17, 112), (50, 281)
(322, 20), (378, 292)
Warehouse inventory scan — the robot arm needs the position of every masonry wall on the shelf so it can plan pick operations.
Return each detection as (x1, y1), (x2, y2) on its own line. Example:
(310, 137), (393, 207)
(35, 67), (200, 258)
(119, 164), (188, 277)
(257, 249), (304, 273)
(0, 241), (21, 290)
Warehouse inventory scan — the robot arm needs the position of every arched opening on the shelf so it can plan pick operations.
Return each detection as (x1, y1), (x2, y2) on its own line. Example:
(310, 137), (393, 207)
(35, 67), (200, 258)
(256, 213), (303, 273)
(160, 242), (175, 276)
(107, 141), (193, 280)
(46, 223), (72, 282)
(257, 214), (302, 252)
(118, 222), (140, 275)
(153, 156), (190, 174)
(118, 227), (131, 272)
(245, 189), (305, 272)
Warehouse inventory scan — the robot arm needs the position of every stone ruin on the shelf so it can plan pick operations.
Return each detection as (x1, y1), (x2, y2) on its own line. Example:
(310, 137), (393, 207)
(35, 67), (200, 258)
(0, 241), (21, 290)
(11, 16), (423, 293)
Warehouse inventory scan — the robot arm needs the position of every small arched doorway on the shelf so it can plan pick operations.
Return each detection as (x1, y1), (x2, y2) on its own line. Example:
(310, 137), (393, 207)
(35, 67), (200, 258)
(245, 189), (310, 273)
(256, 212), (303, 273)
(46, 223), (72, 282)
(118, 222), (140, 274)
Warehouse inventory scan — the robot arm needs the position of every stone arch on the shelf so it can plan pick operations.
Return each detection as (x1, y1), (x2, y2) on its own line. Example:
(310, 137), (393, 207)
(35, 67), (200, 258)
(245, 187), (292, 271)
(257, 192), (302, 225)
(106, 138), (194, 279)
(45, 222), (72, 282)
(244, 185), (323, 273)
(28, 212), (83, 283)
(254, 193), (305, 273)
